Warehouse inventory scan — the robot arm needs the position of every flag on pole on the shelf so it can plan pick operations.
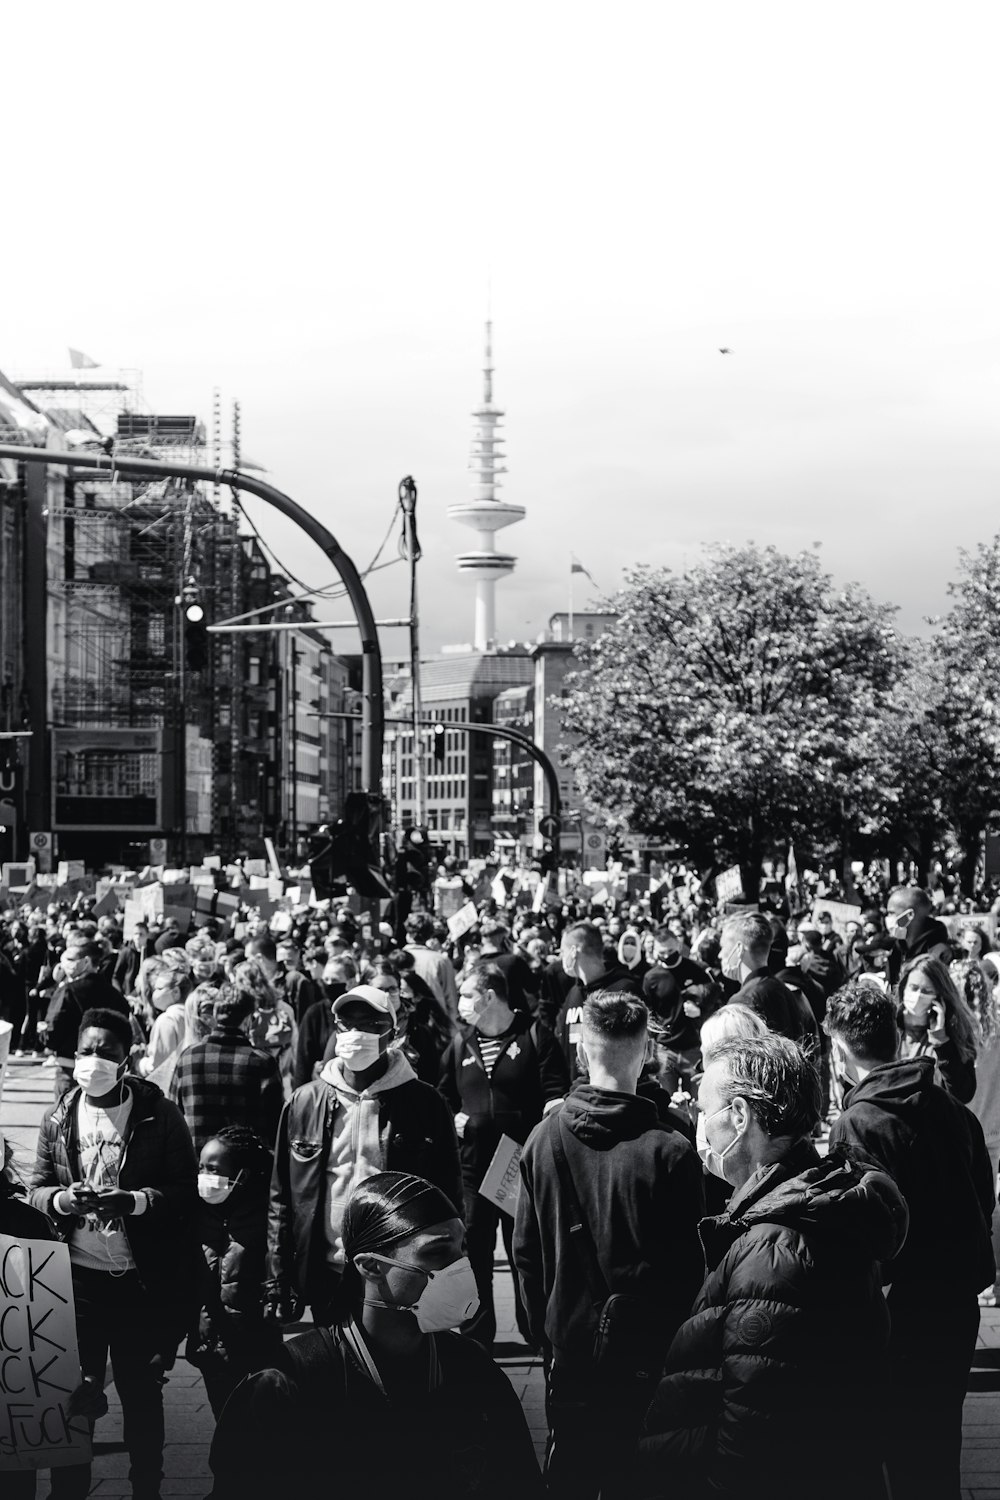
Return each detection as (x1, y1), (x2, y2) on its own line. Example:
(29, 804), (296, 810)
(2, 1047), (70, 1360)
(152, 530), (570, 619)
(571, 556), (598, 586)
(68, 348), (100, 369)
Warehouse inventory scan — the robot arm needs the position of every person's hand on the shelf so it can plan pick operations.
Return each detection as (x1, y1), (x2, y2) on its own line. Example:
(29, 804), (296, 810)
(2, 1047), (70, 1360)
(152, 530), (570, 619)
(928, 1002), (948, 1042)
(66, 1375), (108, 1422)
(263, 1283), (300, 1324)
(60, 1181), (99, 1215)
(454, 1111), (469, 1139)
(682, 1000), (702, 1019)
(88, 1187), (135, 1223)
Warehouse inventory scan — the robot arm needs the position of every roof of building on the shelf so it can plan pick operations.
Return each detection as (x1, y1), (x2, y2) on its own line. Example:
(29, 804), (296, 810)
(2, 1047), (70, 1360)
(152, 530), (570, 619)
(394, 650), (533, 706)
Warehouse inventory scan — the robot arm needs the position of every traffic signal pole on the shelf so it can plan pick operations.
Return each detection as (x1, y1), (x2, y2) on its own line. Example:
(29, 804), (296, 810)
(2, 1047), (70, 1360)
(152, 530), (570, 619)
(0, 444), (386, 799)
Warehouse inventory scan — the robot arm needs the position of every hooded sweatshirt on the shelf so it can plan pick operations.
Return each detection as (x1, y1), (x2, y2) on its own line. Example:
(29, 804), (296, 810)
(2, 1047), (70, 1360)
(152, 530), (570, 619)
(637, 1142), (908, 1500)
(513, 1084), (705, 1360)
(829, 1054), (995, 1297)
(318, 1050), (418, 1266)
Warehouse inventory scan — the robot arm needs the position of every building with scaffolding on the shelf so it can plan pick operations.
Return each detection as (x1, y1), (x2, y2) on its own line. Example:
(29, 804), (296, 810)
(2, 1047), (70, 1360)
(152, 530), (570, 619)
(0, 366), (350, 866)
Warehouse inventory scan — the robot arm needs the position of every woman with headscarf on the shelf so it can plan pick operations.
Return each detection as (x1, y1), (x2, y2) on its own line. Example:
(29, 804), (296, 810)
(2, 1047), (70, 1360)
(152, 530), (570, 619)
(208, 1172), (543, 1500)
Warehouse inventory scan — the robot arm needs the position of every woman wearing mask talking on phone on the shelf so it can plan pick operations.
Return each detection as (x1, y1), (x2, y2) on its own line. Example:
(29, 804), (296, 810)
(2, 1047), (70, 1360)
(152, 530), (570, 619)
(210, 1172), (544, 1500)
(897, 955), (978, 1102)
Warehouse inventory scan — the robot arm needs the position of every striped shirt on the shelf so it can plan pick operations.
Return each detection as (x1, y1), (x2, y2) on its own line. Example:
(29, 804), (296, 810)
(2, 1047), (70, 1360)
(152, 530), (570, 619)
(476, 1029), (513, 1078)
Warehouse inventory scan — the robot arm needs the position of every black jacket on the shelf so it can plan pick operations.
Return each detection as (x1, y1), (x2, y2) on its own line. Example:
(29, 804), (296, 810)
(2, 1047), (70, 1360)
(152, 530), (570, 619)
(267, 1069), (462, 1303)
(188, 1181), (282, 1379)
(829, 1055), (996, 1298)
(513, 1085), (705, 1363)
(291, 986), (346, 1090)
(208, 1322), (545, 1500)
(636, 1144), (909, 1500)
(438, 1012), (568, 1180)
(642, 959), (721, 1050)
(887, 911), (951, 985)
(29, 1076), (200, 1340)
(46, 972), (131, 1060)
(729, 969), (803, 1040)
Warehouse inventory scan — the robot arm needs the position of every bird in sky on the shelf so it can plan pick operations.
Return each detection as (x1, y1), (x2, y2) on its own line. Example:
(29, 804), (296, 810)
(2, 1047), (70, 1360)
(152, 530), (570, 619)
(719, 347), (732, 354)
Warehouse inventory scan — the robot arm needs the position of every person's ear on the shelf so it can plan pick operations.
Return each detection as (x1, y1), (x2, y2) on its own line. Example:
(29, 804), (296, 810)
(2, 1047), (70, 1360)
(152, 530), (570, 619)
(729, 1096), (750, 1134)
(575, 1039), (589, 1078)
(353, 1254), (386, 1284)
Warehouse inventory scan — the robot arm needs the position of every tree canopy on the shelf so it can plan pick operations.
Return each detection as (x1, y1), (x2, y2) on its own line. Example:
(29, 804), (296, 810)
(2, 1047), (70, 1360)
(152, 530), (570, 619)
(559, 540), (1000, 889)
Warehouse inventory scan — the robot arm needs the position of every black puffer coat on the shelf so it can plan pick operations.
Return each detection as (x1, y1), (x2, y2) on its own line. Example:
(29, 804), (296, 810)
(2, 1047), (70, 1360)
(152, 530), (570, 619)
(636, 1142), (908, 1500)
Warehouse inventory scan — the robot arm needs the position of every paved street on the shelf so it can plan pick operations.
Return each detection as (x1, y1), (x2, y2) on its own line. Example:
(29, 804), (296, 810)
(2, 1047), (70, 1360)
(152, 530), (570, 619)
(4, 1056), (999, 1497)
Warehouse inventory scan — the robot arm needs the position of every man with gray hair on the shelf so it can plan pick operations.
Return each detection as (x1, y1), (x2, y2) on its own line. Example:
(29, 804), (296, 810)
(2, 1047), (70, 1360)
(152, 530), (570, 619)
(637, 1033), (908, 1500)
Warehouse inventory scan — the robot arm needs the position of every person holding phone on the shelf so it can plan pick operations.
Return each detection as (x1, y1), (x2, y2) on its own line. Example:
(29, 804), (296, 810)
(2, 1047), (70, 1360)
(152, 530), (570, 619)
(897, 955), (978, 1102)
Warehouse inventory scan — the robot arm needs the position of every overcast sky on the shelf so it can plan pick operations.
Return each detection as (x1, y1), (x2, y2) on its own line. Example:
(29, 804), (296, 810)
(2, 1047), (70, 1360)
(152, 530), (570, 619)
(4, 2), (998, 652)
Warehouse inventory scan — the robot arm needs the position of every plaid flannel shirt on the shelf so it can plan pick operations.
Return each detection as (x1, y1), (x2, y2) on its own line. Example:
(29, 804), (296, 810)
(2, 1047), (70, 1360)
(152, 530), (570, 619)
(170, 1030), (283, 1152)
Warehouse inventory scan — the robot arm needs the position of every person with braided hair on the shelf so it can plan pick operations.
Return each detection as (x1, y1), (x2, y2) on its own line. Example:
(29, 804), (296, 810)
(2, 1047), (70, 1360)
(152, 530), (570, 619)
(187, 1125), (282, 1415)
(208, 1171), (543, 1500)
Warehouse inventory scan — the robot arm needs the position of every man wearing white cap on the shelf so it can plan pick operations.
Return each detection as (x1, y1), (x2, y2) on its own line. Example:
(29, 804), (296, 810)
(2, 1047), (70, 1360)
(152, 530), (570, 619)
(266, 983), (462, 1326)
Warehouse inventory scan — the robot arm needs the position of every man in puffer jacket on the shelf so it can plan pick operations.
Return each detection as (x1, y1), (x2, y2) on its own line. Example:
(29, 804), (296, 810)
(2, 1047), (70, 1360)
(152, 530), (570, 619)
(635, 1033), (908, 1500)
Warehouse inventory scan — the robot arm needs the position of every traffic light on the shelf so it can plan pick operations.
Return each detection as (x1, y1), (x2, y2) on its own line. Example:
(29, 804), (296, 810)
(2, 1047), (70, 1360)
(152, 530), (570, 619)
(184, 601), (209, 672)
(394, 825), (432, 894)
(308, 792), (392, 900)
(432, 723), (446, 765)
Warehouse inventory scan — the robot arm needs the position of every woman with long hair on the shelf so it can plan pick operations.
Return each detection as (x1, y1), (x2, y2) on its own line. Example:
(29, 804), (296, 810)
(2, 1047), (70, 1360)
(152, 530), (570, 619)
(951, 957), (1000, 1305)
(208, 1171), (543, 1500)
(896, 954), (978, 1102)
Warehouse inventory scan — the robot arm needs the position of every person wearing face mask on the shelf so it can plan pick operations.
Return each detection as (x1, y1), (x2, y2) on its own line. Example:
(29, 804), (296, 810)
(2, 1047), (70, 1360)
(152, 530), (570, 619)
(187, 1126), (281, 1417)
(825, 982), (994, 1500)
(636, 1033), (909, 1500)
(514, 992), (704, 1500)
(884, 884), (952, 986)
(291, 953), (357, 1087)
(438, 960), (568, 1349)
(43, 940), (131, 1100)
(28, 1007), (199, 1500)
(266, 984), (462, 1328)
(642, 924), (722, 1095)
(896, 954), (978, 1102)
(209, 1172), (543, 1500)
(719, 912), (807, 1042)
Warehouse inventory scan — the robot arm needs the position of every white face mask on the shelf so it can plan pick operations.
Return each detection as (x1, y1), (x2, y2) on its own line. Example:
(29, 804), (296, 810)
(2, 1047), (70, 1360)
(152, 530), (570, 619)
(198, 1172), (239, 1205)
(334, 1029), (385, 1069)
(73, 1055), (125, 1098)
(697, 1103), (742, 1182)
(720, 945), (742, 981)
(363, 1253), (480, 1332)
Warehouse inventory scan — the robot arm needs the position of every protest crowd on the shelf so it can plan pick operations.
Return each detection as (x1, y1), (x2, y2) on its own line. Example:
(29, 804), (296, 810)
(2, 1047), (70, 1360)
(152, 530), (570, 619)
(0, 846), (998, 1500)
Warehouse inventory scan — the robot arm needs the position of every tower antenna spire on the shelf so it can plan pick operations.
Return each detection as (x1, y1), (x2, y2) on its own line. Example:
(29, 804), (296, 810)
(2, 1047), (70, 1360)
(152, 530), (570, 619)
(448, 319), (525, 652)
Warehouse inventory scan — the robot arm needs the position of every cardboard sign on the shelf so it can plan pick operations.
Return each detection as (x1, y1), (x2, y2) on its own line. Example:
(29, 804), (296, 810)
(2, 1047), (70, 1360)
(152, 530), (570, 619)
(947, 911), (997, 942)
(715, 866), (744, 904)
(122, 898), (145, 944)
(810, 900), (862, 941)
(478, 1134), (523, 1218)
(264, 838), (282, 880)
(447, 901), (480, 942)
(0, 1234), (92, 1471)
(55, 861), (83, 885)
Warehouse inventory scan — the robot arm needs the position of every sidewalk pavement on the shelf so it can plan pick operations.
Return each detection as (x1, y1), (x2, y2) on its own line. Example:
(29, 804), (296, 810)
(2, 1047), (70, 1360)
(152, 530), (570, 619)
(3, 1056), (999, 1497)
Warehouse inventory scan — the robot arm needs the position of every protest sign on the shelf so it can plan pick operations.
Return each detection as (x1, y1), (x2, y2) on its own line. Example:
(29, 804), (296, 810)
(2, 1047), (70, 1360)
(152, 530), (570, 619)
(434, 878), (466, 921)
(810, 899), (862, 941)
(478, 1134), (523, 1218)
(715, 865), (744, 904)
(122, 898), (145, 944)
(947, 911), (997, 942)
(264, 838), (282, 880)
(55, 861), (83, 886)
(91, 889), (119, 919)
(447, 901), (480, 942)
(0, 1233), (91, 1471)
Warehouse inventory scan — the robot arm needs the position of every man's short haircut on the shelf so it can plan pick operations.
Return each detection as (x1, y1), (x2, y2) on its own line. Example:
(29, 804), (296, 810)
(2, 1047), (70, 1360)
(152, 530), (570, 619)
(479, 920), (510, 949)
(465, 960), (509, 1002)
(710, 1033), (821, 1139)
(722, 912), (773, 958)
(562, 921), (604, 960)
(815, 910), (832, 922)
(405, 914), (434, 944)
(78, 1007), (133, 1054)
(246, 935), (277, 963)
(582, 991), (648, 1040)
(823, 979), (901, 1064)
(652, 924), (678, 945)
(888, 884), (930, 912)
(66, 939), (101, 964)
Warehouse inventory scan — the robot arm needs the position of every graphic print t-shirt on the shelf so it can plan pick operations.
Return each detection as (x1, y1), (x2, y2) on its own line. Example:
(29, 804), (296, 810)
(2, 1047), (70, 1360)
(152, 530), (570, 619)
(69, 1091), (136, 1273)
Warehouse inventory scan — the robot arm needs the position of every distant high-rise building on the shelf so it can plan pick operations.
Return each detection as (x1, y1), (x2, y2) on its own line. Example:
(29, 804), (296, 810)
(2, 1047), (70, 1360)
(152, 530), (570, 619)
(448, 323), (525, 651)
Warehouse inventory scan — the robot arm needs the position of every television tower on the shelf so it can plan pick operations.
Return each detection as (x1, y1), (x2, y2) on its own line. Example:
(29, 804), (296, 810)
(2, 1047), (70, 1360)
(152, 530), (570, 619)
(448, 322), (525, 651)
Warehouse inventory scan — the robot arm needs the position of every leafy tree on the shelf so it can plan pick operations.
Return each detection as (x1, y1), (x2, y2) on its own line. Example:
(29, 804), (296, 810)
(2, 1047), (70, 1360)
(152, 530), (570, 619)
(559, 544), (903, 891)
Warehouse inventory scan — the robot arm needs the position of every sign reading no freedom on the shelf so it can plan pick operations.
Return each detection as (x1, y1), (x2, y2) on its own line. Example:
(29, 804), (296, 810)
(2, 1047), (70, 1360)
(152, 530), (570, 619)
(0, 1234), (91, 1471)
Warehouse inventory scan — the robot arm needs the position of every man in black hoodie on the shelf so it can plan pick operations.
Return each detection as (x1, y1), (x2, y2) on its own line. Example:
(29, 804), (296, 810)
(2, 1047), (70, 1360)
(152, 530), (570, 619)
(554, 921), (643, 1081)
(884, 884), (952, 986)
(826, 980), (996, 1500)
(513, 991), (704, 1500)
(43, 941), (131, 1099)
